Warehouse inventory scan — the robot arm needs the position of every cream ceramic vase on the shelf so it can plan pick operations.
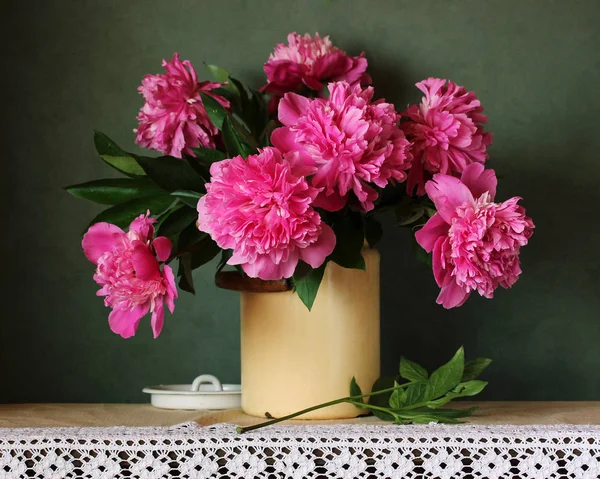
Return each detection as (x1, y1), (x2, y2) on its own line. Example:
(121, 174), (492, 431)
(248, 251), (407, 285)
(240, 247), (380, 419)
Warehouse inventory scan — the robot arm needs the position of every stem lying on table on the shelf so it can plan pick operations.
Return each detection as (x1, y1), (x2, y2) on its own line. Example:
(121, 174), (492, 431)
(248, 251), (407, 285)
(236, 381), (417, 434)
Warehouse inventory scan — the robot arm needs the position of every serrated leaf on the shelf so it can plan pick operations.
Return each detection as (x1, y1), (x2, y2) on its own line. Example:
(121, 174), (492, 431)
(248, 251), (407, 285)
(462, 358), (492, 381)
(425, 347), (464, 400)
(400, 357), (429, 382)
(349, 377), (364, 405)
(293, 263), (326, 311)
(330, 212), (365, 270)
(87, 194), (174, 230)
(200, 92), (228, 130)
(94, 131), (146, 177)
(157, 206), (198, 237)
(135, 155), (206, 193)
(66, 178), (161, 205)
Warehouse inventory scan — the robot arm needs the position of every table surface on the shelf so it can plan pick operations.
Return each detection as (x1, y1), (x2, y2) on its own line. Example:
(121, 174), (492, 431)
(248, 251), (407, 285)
(1, 402), (600, 428)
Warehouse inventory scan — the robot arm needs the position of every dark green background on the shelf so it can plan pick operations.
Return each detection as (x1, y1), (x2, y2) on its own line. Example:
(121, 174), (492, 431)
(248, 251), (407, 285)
(3, 0), (599, 403)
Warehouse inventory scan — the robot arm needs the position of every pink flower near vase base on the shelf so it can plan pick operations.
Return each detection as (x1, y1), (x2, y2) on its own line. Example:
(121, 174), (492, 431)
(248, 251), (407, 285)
(415, 164), (534, 308)
(263, 32), (371, 97)
(135, 53), (230, 158)
(272, 81), (412, 212)
(82, 212), (178, 338)
(401, 78), (492, 196)
(197, 147), (336, 280)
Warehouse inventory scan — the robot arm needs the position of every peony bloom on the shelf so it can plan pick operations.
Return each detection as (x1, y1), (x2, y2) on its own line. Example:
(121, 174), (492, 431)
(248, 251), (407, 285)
(82, 212), (178, 338)
(415, 164), (534, 308)
(197, 147), (336, 280)
(271, 81), (412, 212)
(263, 32), (370, 97)
(401, 78), (493, 196)
(135, 53), (230, 158)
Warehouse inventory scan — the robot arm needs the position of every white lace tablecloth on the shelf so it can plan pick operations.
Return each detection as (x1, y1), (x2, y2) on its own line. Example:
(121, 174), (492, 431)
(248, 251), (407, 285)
(1, 421), (600, 478)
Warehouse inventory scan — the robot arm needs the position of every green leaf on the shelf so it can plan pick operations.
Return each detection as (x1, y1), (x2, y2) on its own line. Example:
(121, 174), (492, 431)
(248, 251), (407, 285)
(135, 155), (206, 193)
(395, 196), (425, 227)
(349, 377), (364, 405)
(412, 233), (433, 268)
(157, 206), (198, 237)
(368, 376), (396, 421)
(216, 249), (233, 273)
(87, 193), (174, 229)
(200, 92), (228, 130)
(462, 358), (492, 382)
(190, 147), (228, 167)
(222, 116), (252, 158)
(364, 216), (383, 248)
(293, 263), (326, 311)
(425, 347), (465, 400)
(175, 224), (220, 272)
(399, 357), (429, 382)
(205, 64), (233, 86)
(94, 131), (145, 177)
(330, 212), (365, 270)
(170, 190), (202, 207)
(178, 254), (195, 294)
(65, 178), (161, 205)
(454, 380), (488, 397)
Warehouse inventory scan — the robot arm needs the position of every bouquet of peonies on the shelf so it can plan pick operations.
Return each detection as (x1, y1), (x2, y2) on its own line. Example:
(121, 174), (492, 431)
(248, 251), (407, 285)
(68, 33), (534, 339)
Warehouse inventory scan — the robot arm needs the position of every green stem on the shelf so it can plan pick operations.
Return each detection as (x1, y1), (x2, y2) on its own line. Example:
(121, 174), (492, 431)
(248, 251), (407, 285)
(236, 381), (416, 434)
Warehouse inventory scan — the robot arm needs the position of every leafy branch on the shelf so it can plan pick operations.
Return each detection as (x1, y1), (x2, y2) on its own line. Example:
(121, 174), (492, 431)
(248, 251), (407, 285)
(237, 347), (490, 433)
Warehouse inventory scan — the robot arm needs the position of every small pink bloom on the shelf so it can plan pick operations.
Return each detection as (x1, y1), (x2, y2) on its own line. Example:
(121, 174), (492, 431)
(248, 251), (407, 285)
(272, 81), (412, 212)
(82, 212), (178, 338)
(197, 147), (336, 280)
(263, 32), (370, 97)
(135, 53), (230, 158)
(401, 78), (493, 195)
(415, 164), (534, 308)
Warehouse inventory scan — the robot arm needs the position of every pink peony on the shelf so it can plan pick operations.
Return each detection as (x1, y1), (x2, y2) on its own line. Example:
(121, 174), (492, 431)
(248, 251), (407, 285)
(82, 212), (178, 338)
(197, 147), (336, 280)
(401, 78), (493, 196)
(271, 81), (412, 212)
(415, 164), (534, 308)
(263, 32), (370, 97)
(135, 53), (230, 158)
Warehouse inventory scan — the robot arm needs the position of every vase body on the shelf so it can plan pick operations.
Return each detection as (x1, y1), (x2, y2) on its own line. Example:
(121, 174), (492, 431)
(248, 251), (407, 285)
(240, 248), (380, 419)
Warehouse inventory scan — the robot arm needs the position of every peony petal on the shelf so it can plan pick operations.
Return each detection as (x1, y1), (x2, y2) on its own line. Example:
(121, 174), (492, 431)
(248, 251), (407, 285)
(424, 174), (474, 223)
(460, 163), (498, 200)
(436, 281), (470, 309)
(131, 242), (160, 280)
(278, 92), (311, 126)
(152, 236), (172, 262)
(82, 222), (125, 264)
(129, 212), (156, 241)
(271, 127), (301, 153)
(415, 213), (450, 253)
(432, 236), (450, 287)
(151, 300), (165, 339)
(312, 190), (348, 212)
(108, 304), (149, 339)
(162, 265), (178, 313)
(299, 224), (336, 268)
(242, 254), (297, 280)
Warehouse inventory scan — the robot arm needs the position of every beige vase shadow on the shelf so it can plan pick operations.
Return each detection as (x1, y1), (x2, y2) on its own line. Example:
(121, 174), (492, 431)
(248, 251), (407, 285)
(240, 248), (380, 419)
